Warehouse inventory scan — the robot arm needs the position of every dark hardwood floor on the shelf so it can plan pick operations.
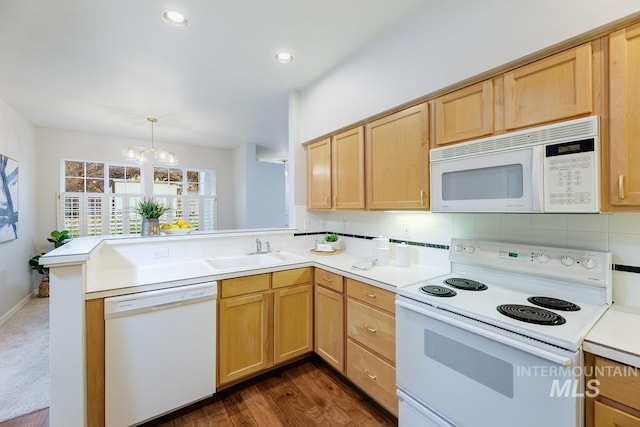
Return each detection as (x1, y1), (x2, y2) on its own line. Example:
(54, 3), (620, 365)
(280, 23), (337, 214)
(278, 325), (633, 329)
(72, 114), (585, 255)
(0, 356), (397, 427)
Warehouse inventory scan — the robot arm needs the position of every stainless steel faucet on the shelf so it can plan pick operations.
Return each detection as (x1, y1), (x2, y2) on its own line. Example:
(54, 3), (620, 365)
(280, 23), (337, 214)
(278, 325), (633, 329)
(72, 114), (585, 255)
(255, 238), (262, 253)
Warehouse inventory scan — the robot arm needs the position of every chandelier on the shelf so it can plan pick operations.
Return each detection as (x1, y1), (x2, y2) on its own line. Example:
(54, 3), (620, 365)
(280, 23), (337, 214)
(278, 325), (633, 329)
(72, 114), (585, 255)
(122, 117), (178, 166)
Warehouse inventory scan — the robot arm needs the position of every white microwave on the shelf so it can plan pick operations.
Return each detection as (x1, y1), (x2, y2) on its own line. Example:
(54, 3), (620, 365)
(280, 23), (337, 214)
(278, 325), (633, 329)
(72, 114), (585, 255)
(430, 116), (600, 213)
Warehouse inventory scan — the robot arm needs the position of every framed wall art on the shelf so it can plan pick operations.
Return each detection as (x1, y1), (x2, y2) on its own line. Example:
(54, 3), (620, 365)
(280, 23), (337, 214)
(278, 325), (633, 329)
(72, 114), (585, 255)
(0, 154), (18, 242)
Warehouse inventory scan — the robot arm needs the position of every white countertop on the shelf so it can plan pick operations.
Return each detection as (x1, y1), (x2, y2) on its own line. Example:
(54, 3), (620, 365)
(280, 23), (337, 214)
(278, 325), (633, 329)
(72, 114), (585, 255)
(584, 304), (640, 368)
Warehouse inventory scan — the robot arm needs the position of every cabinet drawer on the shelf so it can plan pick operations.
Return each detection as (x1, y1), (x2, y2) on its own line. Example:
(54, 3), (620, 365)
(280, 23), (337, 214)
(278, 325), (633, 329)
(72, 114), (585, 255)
(346, 279), (395, 313)
(315, 268), (344, 293)
(220, 273), (270, 298)
(594, 400), (640, 426)
(272, 267), (312, 289)
(595, 356), (640, 410)
(347, 298), (395, 363)
(346, 339), (397, 417)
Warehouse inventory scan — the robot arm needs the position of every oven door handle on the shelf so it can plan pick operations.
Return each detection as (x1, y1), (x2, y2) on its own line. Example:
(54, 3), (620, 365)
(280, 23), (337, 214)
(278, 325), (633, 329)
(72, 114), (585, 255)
(396, 299), (574, 366)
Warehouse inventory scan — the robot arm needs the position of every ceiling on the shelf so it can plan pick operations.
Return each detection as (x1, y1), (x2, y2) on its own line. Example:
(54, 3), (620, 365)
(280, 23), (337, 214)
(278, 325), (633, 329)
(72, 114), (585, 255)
(0, 0), (424, 161)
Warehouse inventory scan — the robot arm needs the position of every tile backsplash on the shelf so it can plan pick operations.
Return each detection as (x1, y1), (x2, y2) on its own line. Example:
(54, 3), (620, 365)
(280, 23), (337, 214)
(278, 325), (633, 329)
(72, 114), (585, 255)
(295, 206), (640, 307)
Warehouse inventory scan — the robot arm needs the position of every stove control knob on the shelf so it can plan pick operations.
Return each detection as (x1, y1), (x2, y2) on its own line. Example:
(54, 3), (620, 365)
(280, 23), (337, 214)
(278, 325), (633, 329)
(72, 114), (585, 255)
(454, 243), (463, 252)
(536, 253), (549, 264)
(581, 258), (597, 269)
(464, 245), (475, 254)
(561, 256), (575, 267)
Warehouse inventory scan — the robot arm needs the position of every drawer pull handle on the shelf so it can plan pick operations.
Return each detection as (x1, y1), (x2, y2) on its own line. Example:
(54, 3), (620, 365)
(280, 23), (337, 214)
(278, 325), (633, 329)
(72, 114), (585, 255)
(365, 292), (377, 299)
(420, 190), (425, 205)
(364, 370), (377, 381)
(619, 175), (626, 200)
(364, 325), (377, 333)
(323, 277), (333, 282)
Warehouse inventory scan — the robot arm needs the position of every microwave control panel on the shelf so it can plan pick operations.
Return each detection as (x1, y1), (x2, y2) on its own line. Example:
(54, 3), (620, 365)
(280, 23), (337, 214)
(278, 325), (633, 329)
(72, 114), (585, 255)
(543, 138), (598, 213)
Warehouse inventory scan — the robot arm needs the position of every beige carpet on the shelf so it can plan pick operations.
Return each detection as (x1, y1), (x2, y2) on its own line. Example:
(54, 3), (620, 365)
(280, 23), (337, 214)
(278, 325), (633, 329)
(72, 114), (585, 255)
(0, 297), (49, 423)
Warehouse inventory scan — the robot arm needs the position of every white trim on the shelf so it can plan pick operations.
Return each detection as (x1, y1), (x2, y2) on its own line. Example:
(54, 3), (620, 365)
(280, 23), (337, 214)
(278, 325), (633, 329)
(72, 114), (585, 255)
(0, 292), (36, 327)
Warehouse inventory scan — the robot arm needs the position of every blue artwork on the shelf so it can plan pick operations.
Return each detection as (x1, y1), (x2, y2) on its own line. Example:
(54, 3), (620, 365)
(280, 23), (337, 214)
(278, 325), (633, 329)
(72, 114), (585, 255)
(0, 154), (18, 242)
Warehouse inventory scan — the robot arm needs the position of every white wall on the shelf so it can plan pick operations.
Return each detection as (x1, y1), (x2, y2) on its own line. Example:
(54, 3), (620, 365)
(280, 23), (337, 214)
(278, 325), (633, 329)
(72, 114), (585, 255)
(233, 143), (286, 229)
(298, 0), (640, 142)
(34, 127), (237, 239)
(0, 99), (37, 320)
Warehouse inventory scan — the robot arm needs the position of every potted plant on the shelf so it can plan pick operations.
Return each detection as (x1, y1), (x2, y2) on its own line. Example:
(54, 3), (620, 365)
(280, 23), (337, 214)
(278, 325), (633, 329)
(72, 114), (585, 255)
(324, 233), (339, 250)
(134, 198), (169, 236)
(28, 229), (71, 297)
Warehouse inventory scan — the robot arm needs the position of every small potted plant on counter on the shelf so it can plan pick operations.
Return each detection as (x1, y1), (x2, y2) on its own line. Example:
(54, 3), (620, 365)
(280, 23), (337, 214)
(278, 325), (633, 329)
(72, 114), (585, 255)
(324, 233), (339, 250)
(134, 198), (169, 236)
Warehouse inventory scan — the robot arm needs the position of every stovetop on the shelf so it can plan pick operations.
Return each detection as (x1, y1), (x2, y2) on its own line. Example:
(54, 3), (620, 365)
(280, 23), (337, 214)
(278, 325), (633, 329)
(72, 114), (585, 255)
(397, 239), (612, 352)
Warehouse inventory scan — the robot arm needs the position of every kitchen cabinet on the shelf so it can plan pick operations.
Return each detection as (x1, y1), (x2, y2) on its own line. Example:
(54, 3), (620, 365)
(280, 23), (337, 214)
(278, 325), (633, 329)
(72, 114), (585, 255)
(314, 268), (345, 372)
(585, 353), (640, 427)
(332, 126), (365, 209)
(218, 268), (313, 386)
(432, 79), (494, 146)
(365, 103), (429, 210)
(345, 278), (397, 416)
(609, 23), (640, 208)
(307, 127), (365, 211)
(86, 298), (105, 427)
(273, 269), (313, 364)
(504, 43), (594, 130)
(307, 138), (332, 210)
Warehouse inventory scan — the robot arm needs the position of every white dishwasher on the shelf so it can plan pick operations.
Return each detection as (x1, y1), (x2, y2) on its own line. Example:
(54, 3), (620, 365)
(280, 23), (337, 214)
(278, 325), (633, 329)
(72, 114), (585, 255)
(104, 282), (217, 427)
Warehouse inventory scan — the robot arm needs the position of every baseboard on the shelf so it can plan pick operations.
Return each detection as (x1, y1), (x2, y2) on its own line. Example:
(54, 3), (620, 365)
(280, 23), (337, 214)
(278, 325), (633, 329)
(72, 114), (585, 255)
(0, 292), (36, 327)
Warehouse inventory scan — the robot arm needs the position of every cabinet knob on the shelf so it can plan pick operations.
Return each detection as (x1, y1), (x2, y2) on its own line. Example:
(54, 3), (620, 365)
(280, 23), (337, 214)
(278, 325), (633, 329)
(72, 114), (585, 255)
(364, 324), (377, 334)
(364, 370), (377, 381)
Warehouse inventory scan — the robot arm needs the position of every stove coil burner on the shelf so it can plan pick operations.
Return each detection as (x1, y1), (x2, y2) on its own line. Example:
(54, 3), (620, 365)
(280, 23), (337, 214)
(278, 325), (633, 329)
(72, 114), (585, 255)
(496, 304), (566, 326)
(527, 296), (581, 311)
(420, 285), (457, 297)
(443, 278), (488, 291)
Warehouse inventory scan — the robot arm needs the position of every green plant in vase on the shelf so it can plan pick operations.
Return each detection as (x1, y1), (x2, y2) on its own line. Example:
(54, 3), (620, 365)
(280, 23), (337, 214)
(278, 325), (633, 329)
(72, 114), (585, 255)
(134, 198), (169, 236)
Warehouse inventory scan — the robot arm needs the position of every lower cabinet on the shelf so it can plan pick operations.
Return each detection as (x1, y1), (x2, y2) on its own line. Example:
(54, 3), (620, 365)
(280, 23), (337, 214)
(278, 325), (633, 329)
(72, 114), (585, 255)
(345, 278), (397, 416)
(218, 268), (313, 387)
(314, 268), (345, 372)
(585, 352), (640, 426)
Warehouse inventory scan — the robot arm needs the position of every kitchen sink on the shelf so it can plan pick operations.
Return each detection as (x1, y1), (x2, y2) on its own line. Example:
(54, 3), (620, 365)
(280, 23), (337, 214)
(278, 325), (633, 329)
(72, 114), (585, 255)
(206, 251), (306, 271)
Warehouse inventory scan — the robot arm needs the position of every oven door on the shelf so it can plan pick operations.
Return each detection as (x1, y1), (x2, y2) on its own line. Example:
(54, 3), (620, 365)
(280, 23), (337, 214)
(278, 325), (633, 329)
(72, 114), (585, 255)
(430, 146), (543, 212)
(396, 297), (582, 427)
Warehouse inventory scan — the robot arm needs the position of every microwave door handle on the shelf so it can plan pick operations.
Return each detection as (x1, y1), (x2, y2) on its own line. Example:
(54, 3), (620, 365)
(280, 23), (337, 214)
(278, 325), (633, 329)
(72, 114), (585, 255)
(532, 146), (543, 212)
(396, 299), (574, 366)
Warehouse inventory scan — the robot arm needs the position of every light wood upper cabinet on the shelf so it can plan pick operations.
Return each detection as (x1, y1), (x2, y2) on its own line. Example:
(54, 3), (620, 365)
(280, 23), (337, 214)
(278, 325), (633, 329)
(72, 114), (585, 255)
(365, 103), (429, 210)
(609, 23), (640, 208)
(307, 138), (332, 210)
(504, 43), (593, 130)
(332, 126), (365, 209)
(433, 80), (494, 146)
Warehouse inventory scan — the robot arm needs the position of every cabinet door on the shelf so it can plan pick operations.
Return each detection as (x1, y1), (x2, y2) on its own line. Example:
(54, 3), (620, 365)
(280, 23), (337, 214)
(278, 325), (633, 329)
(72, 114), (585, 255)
(314, 284), (345, 372)
(307, 138), (332, 210)
(610, 23), (640, 207)
(433, 80), (493, 146)
(594, 401), (640, 427)
(274, 284), (313, 364)
(365, 103), (429, 210)
(504, 43), (593, 130)
(218, 292), (269, 385)
(332, 126), (365, 209)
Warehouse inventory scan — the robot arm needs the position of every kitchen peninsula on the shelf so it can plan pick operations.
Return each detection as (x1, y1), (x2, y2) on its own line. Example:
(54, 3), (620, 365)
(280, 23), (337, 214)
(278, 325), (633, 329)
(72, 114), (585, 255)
(41, 229), (448, 427)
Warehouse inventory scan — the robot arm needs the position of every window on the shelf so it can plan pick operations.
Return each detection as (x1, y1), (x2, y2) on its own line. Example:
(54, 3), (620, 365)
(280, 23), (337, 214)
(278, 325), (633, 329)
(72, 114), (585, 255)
(59, 160), (217, 237)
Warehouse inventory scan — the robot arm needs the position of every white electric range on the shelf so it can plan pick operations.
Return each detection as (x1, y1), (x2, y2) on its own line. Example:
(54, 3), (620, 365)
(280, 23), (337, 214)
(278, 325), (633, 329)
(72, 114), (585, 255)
(395, 238), (612, 427)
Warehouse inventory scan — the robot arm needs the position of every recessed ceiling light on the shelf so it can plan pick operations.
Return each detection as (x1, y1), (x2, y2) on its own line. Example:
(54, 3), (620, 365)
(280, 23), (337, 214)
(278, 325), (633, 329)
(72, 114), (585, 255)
(275, 52), (293, 64)
(162, 10), (188, 26)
